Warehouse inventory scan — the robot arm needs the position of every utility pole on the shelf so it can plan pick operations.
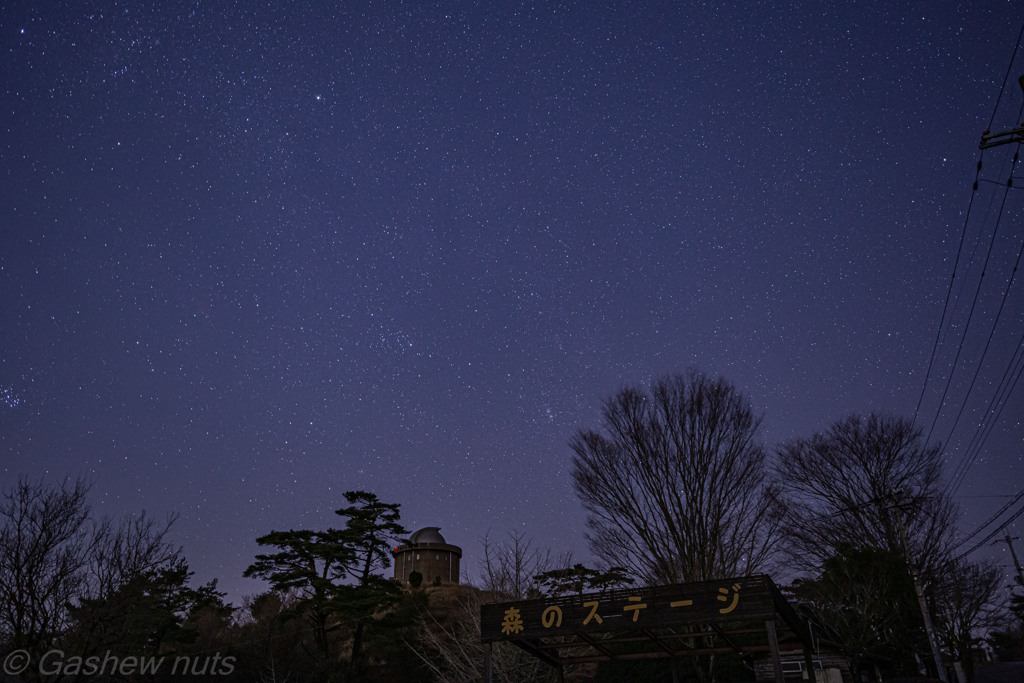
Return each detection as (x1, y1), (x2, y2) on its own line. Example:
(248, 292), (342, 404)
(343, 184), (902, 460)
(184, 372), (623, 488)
(979, 75), (1024, 149)
(891, 493), (949, 683)
(1004, 534), (1024, 589)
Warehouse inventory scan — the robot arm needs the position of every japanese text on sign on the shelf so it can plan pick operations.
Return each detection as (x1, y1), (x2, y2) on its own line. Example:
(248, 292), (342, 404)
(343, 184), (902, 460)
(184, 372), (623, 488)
(480, 577), (773, 643)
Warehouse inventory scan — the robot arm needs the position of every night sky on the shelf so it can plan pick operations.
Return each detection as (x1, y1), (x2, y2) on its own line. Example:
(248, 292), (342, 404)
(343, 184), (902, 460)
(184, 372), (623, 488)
(3, 1), (1023, 602)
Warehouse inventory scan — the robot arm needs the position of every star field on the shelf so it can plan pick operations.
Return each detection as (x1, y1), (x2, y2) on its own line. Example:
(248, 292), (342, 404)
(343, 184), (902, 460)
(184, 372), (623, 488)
(2, 1), (1023, 599)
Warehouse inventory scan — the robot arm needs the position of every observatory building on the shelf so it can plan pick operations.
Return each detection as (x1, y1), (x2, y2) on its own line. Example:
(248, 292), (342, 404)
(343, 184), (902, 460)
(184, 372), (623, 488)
(392, 526), (462, 586)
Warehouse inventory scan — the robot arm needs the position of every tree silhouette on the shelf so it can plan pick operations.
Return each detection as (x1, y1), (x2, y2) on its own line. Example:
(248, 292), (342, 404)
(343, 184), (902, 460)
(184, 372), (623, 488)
(245, 528), (352, 660)
(571, 370), (781, 584)
(775, 412), (956, 574)
(244, 490), (407, 677)
(333, 491), (407, 676)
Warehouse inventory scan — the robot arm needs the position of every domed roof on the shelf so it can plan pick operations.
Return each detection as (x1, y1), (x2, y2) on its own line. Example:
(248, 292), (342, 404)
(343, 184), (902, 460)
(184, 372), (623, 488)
(408, 526), (446, 545)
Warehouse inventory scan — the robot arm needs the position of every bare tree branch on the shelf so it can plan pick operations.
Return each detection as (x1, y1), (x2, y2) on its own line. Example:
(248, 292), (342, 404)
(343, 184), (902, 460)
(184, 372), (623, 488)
(571, 371), (781, 584)
(775, 413), (957, 575)
(0, 476), (94, 661)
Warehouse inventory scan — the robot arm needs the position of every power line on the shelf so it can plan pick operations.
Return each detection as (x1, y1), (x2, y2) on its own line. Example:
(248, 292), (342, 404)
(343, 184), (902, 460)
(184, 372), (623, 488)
(938, 183), (1024, 486)
(955, 498), (1024, 562)
(986, 22), (1024, 132)
(947, 333), (1024, 496)
(951, 487), (1024, 552)
(923, 151), (1020, 451)
(915, 112), (1021, 432)
(931, 102), (1024, 494)
(955, 494), (1019, 499)
(913, 156), (985, 425)
(919, 25), (1024, 491)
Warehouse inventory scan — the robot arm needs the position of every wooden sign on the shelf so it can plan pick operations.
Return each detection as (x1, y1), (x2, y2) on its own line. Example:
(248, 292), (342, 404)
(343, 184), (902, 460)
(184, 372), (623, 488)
(481, 574), (778, 642)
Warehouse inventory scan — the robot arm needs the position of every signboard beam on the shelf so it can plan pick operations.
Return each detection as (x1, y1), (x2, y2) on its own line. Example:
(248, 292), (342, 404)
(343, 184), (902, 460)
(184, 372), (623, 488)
(479, 574), (815, 674)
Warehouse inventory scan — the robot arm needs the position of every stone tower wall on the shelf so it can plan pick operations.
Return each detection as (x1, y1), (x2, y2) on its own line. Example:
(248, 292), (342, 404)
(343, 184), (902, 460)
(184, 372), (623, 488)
(394, 542), (461, 585)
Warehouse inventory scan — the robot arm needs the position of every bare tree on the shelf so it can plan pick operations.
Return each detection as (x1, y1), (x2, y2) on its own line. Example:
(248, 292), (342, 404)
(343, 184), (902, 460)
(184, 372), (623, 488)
(775, 413), (957, 574)
(413, 586), (565, 683)
(410, 531), (577, 683)
(64, 510), (184, 662)
(0, 476), (188, 680)
(480, 530), (568, 599)
(0, 477), (94, 666)
(776, 414), (973, 682)
(571, 370), (782, 584)
(932, 559), (1004, 683)
(87, 510), (180, 600)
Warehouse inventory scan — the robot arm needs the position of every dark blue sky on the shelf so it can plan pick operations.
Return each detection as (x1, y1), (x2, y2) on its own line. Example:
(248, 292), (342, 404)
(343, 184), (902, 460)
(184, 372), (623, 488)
(2, 1), (1023, 601)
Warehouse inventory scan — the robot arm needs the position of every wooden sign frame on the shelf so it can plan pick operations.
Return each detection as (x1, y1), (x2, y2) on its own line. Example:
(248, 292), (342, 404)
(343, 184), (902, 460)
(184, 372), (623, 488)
(480, 574), (814, 683)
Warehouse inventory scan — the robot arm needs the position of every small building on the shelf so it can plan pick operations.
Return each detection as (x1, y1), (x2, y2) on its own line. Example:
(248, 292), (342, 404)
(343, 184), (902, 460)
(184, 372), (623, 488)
(392, 526), (462, 586)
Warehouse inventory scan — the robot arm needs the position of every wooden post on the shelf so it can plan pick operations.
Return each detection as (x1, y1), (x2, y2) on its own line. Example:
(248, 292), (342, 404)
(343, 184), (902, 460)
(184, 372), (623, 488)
(766, 619), (785, 683)
(802, 621), (816, 682)
(802, 643), (816, 682)
(484, 642), (492, 683)
(893, 498), (948, 682)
